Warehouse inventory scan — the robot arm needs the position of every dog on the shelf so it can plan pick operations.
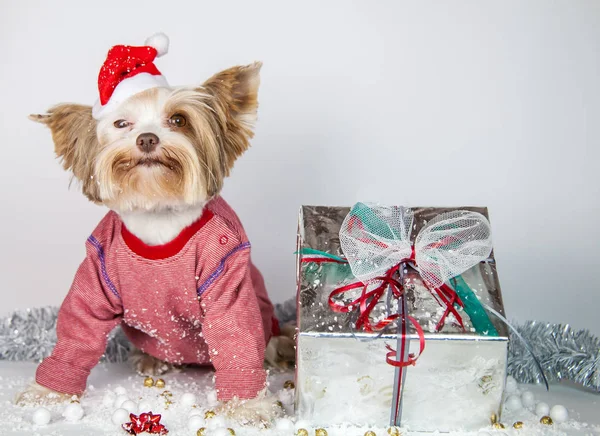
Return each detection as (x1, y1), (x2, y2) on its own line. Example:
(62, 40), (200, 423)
(16, 33), (294, 424)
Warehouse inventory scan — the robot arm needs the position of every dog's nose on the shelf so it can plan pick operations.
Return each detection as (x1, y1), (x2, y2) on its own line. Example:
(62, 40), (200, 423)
(136, 133), (160, 153)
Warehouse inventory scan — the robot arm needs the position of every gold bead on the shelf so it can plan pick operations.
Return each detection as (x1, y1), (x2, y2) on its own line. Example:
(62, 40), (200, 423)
(492, 422), (505, 429)
(204, 410), (216, 419)
(143, 376), (154, 387)
(226, 429), (235, 435)
(490, 413), (498, 424)
(155, 378), (165, 388)
(365, 431), (377, 436)
(387, 427), (401, 436)
(540, 416), (553, 425)
(284, 380), (295, 389)
(315, 429), (328, 436)
(513, 421), (524, 429)
(197, 428), (207, 436)
(275, 400), (284, 409)
(295, 429), (309, 436)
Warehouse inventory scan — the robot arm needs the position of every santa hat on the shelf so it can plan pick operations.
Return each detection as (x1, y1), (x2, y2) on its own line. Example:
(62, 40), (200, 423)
(92, 33), (170, 119)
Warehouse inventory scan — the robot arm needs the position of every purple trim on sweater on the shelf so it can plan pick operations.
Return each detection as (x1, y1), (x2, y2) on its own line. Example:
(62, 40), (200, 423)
(197, 242), (251, 297)
(87, 235), (120, 298)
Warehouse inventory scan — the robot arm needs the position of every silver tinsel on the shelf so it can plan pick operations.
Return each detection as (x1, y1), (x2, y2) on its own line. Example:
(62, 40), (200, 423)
(2, 306), (599, 393)
(509, 321), (600, 392)
(0, 307), (130, 363)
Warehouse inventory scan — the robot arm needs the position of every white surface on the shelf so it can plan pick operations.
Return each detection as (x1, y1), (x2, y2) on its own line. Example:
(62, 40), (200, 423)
(0, 362), (599, 435)
(1, 1), (600, 335)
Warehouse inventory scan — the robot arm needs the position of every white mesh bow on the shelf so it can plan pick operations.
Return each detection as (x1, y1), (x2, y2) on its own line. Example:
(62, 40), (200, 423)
(339, 203), (493, 288)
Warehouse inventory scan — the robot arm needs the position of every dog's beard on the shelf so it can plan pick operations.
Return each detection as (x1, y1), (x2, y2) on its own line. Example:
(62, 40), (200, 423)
(95, 137), (204, 212)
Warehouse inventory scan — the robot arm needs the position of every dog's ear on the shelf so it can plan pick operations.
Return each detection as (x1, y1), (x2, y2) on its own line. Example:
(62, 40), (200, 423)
(200, 62), (262, 172)
(30, 104), (102, 203)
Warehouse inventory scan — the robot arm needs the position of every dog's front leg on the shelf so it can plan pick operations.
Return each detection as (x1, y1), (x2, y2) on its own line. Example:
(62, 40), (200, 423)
(15, 382), (76, 406)
(217, 389), (284, 426)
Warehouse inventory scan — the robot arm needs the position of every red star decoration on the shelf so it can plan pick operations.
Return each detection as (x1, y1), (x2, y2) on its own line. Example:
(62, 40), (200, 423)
(122, 412), (168, 435)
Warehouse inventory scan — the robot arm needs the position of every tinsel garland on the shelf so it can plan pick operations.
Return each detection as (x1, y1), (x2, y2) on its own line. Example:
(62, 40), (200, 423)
(1, 306), (599, 392)
(509, 320), (600, 392)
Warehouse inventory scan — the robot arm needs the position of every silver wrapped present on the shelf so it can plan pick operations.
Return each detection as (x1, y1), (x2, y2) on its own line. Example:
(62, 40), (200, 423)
(295, 204), (509, 432)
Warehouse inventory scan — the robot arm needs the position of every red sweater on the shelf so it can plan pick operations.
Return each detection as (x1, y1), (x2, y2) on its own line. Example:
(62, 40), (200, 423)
(36, 197), (275, 401)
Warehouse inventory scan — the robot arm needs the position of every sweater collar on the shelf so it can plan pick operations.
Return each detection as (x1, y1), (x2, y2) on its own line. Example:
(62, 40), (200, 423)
(121, 209), (214, 260)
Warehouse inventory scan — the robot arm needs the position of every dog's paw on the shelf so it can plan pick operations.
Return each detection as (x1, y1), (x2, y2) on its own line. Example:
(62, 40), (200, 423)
(15, 382), (75, 406)
(265, 335), (296, 370)
(129, 348), (173, 376)
(218, 390), (284, 427)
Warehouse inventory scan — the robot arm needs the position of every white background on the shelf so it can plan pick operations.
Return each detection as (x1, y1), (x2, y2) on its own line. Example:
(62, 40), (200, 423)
(1, 1), (599, 335)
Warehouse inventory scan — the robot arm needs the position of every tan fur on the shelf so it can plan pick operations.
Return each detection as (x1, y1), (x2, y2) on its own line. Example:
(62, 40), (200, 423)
(31, 63), (262, 210)
(199, 62), (262, 177)
(29, 105), (101, 202)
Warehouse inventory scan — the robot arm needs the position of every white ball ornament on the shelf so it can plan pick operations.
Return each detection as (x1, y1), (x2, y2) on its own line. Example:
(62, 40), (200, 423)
(144, 32), (169, 57)
(208, 415), (227, 429)
(62, 402), (84, 422)
(536, 402), (550, 416)
(180, 392), (197, 407)
(550, 405), (569, 423)
(112, 408), (130, 426)
(189, 409), (203, 417)
(477, 432), (492, 436)
(504, 394), (523, 411)
(206, 390), (218, 406)
(275, 417), (295, 431)
(187, 415), (205, 431)
(504, 376), (518, 393)
(32, 407), (52, 425)
(521, 391), (535, 408)
(114, 386), (127, 396)
(113, 395), (129, 409)
(212, 428), (232, 436)
(121, 400), (137, 413)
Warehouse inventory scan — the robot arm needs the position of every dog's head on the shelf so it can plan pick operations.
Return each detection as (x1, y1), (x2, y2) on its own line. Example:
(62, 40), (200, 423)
(31, 35), (260, 213)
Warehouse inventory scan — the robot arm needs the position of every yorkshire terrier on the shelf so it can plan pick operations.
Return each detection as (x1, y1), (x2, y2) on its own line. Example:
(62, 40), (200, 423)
(16, 33), (294, 423)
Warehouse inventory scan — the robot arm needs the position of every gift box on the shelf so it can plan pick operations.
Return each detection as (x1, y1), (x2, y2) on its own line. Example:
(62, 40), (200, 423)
(295, 204), (509, 432)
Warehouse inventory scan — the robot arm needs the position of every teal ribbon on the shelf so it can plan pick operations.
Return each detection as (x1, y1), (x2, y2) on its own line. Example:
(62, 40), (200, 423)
(450, 276), (498, 337)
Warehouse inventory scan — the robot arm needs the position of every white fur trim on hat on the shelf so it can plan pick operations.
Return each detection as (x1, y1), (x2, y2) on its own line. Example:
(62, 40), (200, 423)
(92, 72), (170, 120)
(145, 32), (169, 57)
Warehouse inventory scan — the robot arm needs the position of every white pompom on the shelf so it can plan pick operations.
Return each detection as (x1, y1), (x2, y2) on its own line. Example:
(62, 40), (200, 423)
(504, 394), (523, 411)
(504, 376), (518, 393)
(187, 415), (205, 431)
(121, 400), (137, 413)
(208, 415), (227, 429)
(212, 428), (232, 436)
(32, 407), (52, 425)
(180, 392), (197, 407)
(521, 391), (535, 408)
(62, 403), (84, 422)
(145, 32), (169, 57)
(550, 405), (569, 423)
(113, 395), (129, 409)
(536, 402), (550, 416)
(275, 417), (295, 431)
(112, 408), (130, 426)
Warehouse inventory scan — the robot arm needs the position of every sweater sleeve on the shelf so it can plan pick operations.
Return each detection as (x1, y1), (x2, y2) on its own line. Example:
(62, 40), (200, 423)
(200, 244), (267, 401)
(36, 237), (123, 395)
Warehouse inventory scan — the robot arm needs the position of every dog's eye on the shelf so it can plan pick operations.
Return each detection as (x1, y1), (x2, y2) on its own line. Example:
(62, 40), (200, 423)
(169, 114), (187, 128)
(113, 120), (130, 129)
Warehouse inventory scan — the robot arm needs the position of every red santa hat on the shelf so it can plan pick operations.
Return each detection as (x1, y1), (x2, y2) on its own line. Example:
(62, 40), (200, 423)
(92, 33), (170, 119)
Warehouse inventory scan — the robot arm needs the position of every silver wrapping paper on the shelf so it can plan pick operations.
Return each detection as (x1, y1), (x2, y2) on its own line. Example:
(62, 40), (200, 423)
(295, 205), (509, 432)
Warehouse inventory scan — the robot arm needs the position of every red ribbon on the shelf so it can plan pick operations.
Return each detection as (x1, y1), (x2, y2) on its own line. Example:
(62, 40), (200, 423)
(122, 412), (168, 435)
